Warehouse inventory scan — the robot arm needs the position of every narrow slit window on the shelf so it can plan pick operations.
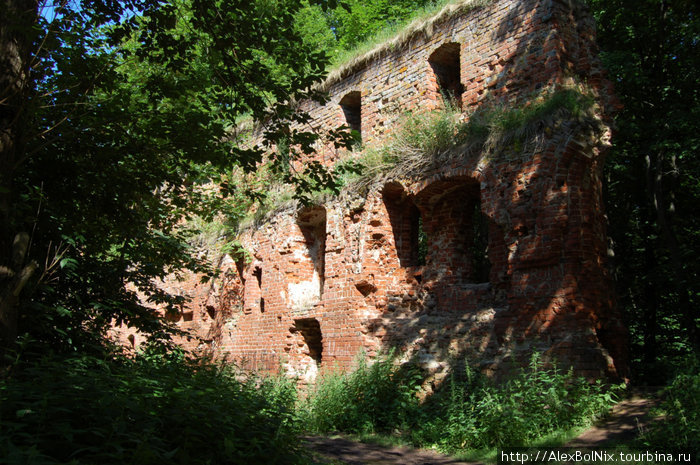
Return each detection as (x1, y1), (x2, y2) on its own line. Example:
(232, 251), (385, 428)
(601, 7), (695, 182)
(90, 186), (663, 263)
(297, 207), (327, 301)
(339, 91), (362, 146)
(253, 266), (265, 313)
(469, 197), (490, 283)
(413, 208), (427, 266)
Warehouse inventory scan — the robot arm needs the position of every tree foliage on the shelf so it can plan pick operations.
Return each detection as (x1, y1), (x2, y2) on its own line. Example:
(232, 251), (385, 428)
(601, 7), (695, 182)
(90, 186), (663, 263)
(330, 0), (437, 51)
(588, 0), (700, 376)
(294, 0), (443, 63)
(0, 0), (342, 354)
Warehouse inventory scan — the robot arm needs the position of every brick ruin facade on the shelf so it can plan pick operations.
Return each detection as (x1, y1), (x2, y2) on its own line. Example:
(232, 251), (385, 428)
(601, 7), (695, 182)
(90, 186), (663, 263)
(116, 0), (628, 383)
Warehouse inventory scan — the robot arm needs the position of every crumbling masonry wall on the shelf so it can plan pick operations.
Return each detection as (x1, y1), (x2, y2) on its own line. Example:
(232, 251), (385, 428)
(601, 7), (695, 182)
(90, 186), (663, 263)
(122, 0), (627, 382)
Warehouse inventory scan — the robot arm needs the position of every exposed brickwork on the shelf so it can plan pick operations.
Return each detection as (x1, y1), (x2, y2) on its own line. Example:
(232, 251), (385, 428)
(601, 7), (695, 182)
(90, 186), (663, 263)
(113, 0), (627, 383)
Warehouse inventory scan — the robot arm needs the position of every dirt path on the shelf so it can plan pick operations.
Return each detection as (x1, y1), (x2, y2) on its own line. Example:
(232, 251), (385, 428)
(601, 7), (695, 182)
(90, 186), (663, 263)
(304, 392), (661, 465)
(566, 392), (661, 447)
(304, 435), (481, 465)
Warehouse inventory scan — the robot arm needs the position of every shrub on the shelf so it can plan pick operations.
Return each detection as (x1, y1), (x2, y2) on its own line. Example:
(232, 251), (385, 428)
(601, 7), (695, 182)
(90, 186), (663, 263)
(299, 352), (422, 434)
(0, 350), (305, 465)
(412, 355), (620, 451)
(299, 352), (618, 451)
(641, 362), (700, 454)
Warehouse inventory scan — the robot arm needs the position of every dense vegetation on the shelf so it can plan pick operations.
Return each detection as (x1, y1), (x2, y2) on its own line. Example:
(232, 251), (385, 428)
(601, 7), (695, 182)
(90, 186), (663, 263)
(641, 366), (700, 455)
(1, 348), (302, 464)
(590, 0), (700, 381)
(301, 353), (619, 452)
(1, 0), (698, 462)
(0, 0), (355, 355)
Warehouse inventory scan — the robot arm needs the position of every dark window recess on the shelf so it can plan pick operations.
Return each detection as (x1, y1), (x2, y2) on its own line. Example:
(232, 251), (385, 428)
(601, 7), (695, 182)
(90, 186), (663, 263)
(236, 260), (246, 284)
(417, 178), (494, 284)
(253, 266), (265, 313)
(412, 206), (427, 266)
(470, 197), (490, 283)
(383, 183), (426, 268)
(428, 42), (463, 108)
(294, 318), (323, 365)
(206, 306), (216, 319)
(339, 91), (362, 145)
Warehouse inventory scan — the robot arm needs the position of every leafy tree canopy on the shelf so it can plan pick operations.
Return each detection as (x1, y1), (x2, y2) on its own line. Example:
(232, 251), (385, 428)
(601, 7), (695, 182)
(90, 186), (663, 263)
(0, 0), (348, 355)
(294, 0), (445, 64)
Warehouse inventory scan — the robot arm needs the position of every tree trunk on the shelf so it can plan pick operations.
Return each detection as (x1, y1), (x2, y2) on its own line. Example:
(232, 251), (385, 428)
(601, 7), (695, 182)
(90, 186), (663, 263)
(0, 0), (39, 352)
(646, 0), (698, 354)
(642, 159), (660, 368)
(653, 150), (698, 353)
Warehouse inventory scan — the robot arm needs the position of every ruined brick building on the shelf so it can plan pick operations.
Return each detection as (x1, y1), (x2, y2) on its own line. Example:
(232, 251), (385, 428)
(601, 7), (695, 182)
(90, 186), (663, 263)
(118, 0), (628, 382)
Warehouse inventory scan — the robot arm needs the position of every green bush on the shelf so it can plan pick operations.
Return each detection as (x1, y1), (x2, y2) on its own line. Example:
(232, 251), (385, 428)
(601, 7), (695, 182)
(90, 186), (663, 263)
(299, 352), (422, 434)
(299, 352), (618, 451)
(414, 355), (620, 451)
(0, 350), (305, 465)
(641, 364), (700, 454)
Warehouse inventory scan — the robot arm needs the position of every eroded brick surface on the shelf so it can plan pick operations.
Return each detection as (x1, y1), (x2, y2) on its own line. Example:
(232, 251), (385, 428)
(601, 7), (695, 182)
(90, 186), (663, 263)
(113, 0), (627, 383)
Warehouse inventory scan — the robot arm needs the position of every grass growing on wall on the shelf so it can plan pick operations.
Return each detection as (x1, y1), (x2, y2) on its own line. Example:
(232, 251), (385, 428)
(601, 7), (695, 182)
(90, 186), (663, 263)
(325, 0), (493, 81)
(327, 0), (459, 70)
(233, 87), (599, 233)
(337, 87), (598, 192)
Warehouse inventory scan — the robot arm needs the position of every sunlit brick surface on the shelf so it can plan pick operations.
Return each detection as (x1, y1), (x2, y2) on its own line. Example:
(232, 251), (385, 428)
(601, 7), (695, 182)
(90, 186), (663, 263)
(114, 0), (627, 383)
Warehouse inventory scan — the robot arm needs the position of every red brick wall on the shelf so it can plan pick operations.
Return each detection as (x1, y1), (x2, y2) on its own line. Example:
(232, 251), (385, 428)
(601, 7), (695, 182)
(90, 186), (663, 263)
(115, 0), (627, 383)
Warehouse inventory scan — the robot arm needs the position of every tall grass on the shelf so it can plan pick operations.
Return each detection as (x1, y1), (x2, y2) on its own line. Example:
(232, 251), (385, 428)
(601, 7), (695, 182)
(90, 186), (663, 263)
(299, 352), (423, 434)
(412, 354), (620, 452)
(0, 349), (304, 465)
(2, 346), (623, 463)
(299, 353), (620, 453)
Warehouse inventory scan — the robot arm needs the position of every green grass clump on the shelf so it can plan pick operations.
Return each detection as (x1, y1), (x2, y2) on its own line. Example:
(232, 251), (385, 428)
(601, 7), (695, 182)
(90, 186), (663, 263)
(466, 88), (595, 135)
(413, 354), (621, 452)
(391, 104), (465, 158)
(299, 352), (422, 434)
(0, 349), (304, 465)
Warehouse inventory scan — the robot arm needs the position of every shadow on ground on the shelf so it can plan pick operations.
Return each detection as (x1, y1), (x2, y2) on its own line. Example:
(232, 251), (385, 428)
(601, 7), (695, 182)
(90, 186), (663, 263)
(305, 435), (482, 465)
